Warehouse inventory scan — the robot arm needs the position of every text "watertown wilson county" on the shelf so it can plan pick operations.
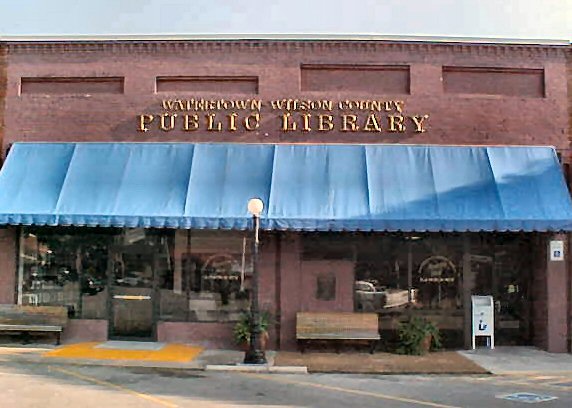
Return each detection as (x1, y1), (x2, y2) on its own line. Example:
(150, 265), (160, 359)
(137, 98), (430, 133)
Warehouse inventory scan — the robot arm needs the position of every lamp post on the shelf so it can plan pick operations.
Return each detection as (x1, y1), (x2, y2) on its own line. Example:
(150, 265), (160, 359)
(244, 197), (267, 365)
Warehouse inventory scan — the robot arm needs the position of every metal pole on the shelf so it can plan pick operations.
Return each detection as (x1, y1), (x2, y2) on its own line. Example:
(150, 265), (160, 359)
(244, 214), (267, 364)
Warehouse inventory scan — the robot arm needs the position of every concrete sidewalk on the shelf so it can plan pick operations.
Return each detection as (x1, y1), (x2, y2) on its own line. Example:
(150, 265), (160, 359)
(459, 346), (572, 374)
(3, 343), (570, 376)
(0, 342), (299, 373)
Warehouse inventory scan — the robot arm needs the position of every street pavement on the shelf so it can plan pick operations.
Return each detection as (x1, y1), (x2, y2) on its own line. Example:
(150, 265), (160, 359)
(1, 360), (572, 407)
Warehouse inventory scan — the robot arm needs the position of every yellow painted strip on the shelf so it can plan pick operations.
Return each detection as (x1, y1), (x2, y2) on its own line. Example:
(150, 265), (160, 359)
(50, 366), (178, 408)
(43, 342), (203, 363)
(243, 373), (461, 408)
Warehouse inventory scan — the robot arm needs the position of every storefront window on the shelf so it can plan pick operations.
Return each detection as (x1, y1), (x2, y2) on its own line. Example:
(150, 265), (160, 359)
(159, 230), (251, 323)
(304, 232), (532, 347)
(18, 228), (250, 324)
(18, 227), (116, 319)
(350, 235), (463, 312)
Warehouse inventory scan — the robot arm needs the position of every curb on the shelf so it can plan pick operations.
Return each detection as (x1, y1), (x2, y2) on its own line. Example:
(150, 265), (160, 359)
(205, 364), (308, 374)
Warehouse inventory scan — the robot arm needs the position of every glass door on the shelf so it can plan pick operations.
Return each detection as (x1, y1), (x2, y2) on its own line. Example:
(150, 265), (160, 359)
(109, 244), (157, 340)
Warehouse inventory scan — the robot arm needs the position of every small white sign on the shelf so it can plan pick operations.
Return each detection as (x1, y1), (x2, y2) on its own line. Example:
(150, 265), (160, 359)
(472, 295), (494, 349)
(550, 240), (564, 261)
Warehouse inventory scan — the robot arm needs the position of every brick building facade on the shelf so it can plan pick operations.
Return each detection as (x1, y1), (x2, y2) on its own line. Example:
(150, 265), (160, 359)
(0, 37), (570, 352)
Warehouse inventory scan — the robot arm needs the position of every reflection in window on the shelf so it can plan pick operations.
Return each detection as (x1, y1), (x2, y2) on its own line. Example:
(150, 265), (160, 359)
(19, 228), (251, 324)
(19, 228), (115, 319)
(352, 235), (462, 311)
(159, 230), (251, 323)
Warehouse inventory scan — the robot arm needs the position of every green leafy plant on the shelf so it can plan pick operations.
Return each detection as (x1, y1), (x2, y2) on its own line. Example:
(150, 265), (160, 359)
(233, 310), (271, 346)
(396, 317), (441, 355)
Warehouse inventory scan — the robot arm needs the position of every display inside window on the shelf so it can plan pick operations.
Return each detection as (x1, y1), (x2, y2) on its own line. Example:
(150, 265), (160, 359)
(352, 235), (462, 312)
(158, 230), (252, 323)
(19, 228), (115, 319)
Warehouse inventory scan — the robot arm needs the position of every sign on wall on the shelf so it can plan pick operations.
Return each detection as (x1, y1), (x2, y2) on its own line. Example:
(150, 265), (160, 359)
(137, 98), (429, 134)
(549, 240), (564, 261)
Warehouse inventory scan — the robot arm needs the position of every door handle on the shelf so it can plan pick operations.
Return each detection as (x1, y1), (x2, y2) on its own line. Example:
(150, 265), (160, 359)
(113, 295), (151, 300)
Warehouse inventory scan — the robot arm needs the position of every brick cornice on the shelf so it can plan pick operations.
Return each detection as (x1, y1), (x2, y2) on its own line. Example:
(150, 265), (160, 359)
(3, 40), (569, 59)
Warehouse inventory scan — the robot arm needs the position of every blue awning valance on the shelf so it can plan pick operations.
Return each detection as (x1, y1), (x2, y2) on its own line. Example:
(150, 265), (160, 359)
(0, 142), (571, 231)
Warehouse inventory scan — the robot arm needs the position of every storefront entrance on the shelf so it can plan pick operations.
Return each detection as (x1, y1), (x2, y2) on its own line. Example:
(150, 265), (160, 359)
(108, 242), (159, 340)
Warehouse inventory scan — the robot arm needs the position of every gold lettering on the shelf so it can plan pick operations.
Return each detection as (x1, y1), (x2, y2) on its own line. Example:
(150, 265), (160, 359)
(228, 113), (238, 131)
(301, 113), (311, 132)
(393, 101), (404, 113)
(341, 115), (359, 132)
(363, 113), (382, 132)
(250, 100), (262, 111)
(388, 115), (405, 132)
(183, 114), (199, 131)
(411, 115), (429, 133)
(371, 101), (382, 112)
(206, 113), (223, 131)
(138, 114), (154, 132)
(281, 113), (297, 131)
(162, 100), (175, 110)
(244, 112), (260, 131)
(272, 100), (285, 110)
(159, 113), (177, 131)
(318, 114), (334, 131)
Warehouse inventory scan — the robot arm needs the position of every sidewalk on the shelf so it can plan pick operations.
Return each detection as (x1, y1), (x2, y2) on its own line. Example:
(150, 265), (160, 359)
(0, 342), (246, 370)
(0, 341), (486, 374)
(4, 342), (568, 375)
(459, 347), (572, 375)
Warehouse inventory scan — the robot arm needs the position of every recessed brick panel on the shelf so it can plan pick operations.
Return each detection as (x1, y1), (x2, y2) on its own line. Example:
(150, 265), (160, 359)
(443, 67), (545, 97)
(21, 77), (124, 95)
(156, 76), (258, 94)
(301, 64), (410, 94)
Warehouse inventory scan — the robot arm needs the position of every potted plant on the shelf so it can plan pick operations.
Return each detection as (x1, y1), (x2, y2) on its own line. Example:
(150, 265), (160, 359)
(396, 317), (441, 355)
(233, 310), (271, 350)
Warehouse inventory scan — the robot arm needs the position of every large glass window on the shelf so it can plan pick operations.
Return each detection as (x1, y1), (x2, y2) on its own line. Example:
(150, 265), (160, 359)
(303, 232), (533, 347)
(18, 228), (251, 323)
(159, 230), (251, 322)
(19, 227), (117, 319)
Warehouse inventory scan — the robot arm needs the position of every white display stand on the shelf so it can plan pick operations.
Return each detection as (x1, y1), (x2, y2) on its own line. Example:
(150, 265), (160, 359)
(471, 295), (494, 349)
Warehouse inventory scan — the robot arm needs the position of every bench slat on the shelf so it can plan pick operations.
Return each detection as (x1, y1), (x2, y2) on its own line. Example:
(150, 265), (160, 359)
(0, 305), (68, 327)
(296, 312), (379, 340)
(0, 324), (63, 332)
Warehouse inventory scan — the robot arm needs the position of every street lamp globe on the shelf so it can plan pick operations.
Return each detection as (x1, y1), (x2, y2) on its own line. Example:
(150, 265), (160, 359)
(247, 198), (264, 217)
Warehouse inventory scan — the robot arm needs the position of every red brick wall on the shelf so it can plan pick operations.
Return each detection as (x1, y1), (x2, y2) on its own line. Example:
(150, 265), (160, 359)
(275, 233), (356, 350)
(0, 227), (16, 304)
(61, 319), (108, 343)
(278, 233), (302, 350)
(532, 234), (570, 353)
(0, 44), (6, 156)
(532, 235), (548, 349)
(157, 321), (235, 349)
(545, 234), (569, 352)
(2, 41), (569, 153)
(299, 260), (354, 312)
(568, 51), (572, 352)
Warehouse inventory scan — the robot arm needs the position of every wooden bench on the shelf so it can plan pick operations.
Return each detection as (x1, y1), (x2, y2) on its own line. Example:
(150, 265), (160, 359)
(0, 305), (68, 345)
(296, 312), (380, 354)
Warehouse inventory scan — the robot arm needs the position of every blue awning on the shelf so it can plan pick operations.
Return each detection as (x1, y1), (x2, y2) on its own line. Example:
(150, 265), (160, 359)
(0, 142), (570, 231)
